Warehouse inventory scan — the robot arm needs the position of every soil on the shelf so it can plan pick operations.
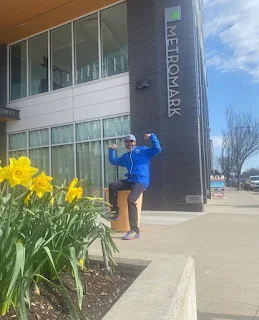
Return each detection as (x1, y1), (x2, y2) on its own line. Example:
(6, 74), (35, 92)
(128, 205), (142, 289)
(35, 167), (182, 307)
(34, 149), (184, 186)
(0, 266), (135, 320)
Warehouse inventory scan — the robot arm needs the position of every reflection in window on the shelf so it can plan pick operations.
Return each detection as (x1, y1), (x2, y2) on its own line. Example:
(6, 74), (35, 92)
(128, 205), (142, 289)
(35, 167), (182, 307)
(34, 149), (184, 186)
(116, 138), (127, 180)
(7, 114), (130, 191)
(104, 139), (117, 187)
(103, 115), (130, 138)
(29, 33), (48, 96)
(52, 145), (74, 184)
(75, 13), (99, 84)
(10, 41), (27, 100)
(29, 148), (49, 174)
(51, 24), (72, 90)
(51, 125), (74, 144)
(29, 129), (49, 148)
(9, 132), (27, 150)
(103, 138), (127, 187)
(75, 120), (101, 141)
(9, 3), (129, 100)
(101, 3), (128, 77)
(77, 141), (102, 196)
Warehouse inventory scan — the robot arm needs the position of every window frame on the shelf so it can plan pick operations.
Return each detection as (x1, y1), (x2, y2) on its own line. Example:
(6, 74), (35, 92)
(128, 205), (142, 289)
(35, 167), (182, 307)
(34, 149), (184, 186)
(7, 0), (127, 102)
(7, 114), (130, 198)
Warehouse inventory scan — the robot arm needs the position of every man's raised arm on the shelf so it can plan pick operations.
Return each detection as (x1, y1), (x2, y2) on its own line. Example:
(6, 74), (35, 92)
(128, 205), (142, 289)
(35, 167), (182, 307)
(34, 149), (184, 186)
(144, 133), (161, 158)
(108, 144), (125, 166)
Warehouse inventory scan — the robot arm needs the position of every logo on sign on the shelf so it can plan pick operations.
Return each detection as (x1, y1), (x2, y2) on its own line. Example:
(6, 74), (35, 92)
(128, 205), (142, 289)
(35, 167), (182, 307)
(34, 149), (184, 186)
(165, 6), (181, 117)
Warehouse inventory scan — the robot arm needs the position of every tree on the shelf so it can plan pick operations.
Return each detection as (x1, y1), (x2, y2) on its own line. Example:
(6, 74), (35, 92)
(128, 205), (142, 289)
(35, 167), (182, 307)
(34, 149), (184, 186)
(224, 109), (259, 189)
(242, 167), (259, 179)
(217, 132), (233, 187)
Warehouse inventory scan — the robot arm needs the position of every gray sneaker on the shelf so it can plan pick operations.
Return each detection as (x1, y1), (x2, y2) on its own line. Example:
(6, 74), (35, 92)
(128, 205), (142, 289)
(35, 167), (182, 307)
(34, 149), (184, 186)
(122, 230), (140, 240)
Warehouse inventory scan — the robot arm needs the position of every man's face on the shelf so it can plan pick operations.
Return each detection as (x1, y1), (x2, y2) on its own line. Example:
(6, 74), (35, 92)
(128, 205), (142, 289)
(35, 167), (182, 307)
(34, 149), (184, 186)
(125, 140), (136, 151)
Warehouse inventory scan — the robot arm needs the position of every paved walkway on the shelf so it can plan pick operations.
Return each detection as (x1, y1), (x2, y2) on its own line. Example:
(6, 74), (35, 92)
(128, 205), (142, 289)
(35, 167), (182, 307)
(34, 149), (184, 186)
(90, 189), (259, 320)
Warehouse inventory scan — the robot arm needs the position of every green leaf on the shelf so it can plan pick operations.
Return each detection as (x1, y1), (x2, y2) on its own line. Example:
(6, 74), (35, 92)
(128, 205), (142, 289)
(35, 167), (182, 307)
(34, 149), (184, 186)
(69, 247), (84, 309)
(43, 247), (83, 320)
(7, 242), (25, 297)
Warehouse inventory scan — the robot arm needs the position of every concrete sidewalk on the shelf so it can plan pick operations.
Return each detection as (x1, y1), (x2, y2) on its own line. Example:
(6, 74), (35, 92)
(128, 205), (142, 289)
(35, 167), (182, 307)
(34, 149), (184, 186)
(90, 189), (259, 320)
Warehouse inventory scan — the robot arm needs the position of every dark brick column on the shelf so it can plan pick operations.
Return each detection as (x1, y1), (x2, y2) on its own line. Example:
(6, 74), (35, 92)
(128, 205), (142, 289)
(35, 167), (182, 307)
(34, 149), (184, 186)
(127, 0), (204, 211)
(0, 123), (7, 166)
(0, 44), (7, 165)
(0, 44), (7, 107)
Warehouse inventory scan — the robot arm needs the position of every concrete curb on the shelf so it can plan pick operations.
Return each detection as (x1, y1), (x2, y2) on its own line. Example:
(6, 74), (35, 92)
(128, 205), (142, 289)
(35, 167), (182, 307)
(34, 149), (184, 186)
(90, 254), (197, 320)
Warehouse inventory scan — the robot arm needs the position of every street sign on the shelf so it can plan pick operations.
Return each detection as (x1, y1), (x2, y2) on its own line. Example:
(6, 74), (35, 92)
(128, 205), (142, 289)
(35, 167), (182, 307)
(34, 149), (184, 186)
(0, 106), (20, 120)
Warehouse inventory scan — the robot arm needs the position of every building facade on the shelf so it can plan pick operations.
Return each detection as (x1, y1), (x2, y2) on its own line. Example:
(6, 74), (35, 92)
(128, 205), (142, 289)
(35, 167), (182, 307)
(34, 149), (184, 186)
(0, 0), (210, 211)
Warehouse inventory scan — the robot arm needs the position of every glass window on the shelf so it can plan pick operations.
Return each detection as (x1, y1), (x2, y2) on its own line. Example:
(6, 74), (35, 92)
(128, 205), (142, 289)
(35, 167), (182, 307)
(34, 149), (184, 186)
(51, 125), (73, 144)
(103, 138), (127, 187)
(104, 139), (117, 187)
(52, 145), (74, 184)
(9, 150), (27, 159)
(29, 129), (49, 147)
(103, 115), (130, 138)
(77, 141), (102, 196)
(9, 132), (27, 150)
(74, 13), (99, 84)
(101, 3), (128, 77)
(10, 41), (27, 100)
(51, 24), (72, 90)
(29, 33), (48, 96)
(116, 138), (127, 180)
(29, 148), (49, 174)
(75, 120), (101, 141)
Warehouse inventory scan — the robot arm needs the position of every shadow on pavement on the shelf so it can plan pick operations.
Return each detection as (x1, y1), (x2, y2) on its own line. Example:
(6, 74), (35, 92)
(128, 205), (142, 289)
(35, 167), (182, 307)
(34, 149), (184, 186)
(208, 204), (259, 208)
(198, 310), (258, 320)
(233, 205), (259, 208)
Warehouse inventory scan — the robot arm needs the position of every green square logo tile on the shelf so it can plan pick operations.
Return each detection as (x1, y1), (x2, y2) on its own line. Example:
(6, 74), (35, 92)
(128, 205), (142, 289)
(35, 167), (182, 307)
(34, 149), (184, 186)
(172, 11), (180, 20)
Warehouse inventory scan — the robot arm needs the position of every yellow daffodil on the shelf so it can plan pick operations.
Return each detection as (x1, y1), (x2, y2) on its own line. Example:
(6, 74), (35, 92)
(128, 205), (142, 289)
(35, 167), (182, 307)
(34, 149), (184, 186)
(79, 258), (84, 270)
(0, 156), (38, 188)
(24, 192), (32, 205)
(65, 178), (83, 204)
(30, 171), (53, 198)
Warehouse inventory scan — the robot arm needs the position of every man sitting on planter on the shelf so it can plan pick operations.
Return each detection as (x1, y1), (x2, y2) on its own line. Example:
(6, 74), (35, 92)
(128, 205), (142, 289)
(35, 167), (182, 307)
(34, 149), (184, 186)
(108, 133), (161, 240)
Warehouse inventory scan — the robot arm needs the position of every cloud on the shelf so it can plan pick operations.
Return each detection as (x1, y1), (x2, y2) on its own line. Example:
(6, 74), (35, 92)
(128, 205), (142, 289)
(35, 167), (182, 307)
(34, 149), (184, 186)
(204, 0), (259, 81)
(211, 135), (222, 148)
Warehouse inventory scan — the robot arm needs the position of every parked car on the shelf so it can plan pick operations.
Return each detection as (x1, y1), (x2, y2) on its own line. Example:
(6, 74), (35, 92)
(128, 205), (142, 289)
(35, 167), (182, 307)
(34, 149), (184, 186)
(249, 176), (259, 191)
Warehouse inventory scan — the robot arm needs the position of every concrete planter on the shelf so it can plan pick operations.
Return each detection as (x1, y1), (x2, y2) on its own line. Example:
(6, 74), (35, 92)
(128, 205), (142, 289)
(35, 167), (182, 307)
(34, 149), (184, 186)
(90, 255), (197, 320)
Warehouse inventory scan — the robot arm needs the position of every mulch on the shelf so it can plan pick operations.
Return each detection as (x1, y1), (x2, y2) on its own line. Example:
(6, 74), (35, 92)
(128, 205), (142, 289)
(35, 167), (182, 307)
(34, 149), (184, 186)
(0, 266), (135, 320)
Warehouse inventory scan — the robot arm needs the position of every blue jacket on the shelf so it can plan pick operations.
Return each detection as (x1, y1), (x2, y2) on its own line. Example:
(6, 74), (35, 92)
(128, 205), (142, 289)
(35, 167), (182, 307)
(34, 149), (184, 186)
(109, 133), (161, 188)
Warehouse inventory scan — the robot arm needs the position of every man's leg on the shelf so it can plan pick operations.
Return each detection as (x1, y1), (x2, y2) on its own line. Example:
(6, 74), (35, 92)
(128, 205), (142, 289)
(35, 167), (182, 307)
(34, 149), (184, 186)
(127, 182), (145, 234)
(108, 180), (130, 215)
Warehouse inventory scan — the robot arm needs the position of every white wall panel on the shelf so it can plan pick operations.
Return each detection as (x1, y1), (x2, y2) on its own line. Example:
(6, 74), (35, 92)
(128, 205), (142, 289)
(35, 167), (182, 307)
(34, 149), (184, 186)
(26, 88), (73, 106)
(19, 108), (27, 119)
(72, 74), (129, 96)
(26, 110), (73, 129)
(6, 74), (130, 133)
(8, 99), (27, 110)
(26, 97), (73, 117)
(6, 119), (27, 133)
(73, 84), (129, 109)
(74, 97), (130, 122)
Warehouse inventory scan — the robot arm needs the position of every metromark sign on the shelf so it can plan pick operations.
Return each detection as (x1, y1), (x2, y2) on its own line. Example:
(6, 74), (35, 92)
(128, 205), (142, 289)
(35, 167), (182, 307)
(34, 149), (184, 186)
(0, 106), (20, 120)
(165, 6), (181, 117)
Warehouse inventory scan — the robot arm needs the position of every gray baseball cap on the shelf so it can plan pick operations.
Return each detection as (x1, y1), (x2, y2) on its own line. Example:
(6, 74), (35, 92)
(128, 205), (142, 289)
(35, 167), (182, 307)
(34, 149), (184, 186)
(124, 134), (136, 141)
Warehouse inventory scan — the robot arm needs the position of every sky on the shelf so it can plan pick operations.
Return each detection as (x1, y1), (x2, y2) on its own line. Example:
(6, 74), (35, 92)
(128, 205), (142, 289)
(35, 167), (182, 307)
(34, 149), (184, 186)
(203, 0), (259, 170)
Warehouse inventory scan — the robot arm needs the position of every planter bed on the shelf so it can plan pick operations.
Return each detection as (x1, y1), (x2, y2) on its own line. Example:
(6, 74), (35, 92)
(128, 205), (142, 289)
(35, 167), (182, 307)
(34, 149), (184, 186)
(0, 265), (136, 320)
(1, 255), (196, 320)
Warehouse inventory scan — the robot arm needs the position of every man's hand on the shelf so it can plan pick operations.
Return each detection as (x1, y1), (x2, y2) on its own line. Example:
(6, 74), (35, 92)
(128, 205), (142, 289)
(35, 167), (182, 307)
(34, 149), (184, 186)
(109, 144), (117, 150)
(144, 134), (152, 140)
